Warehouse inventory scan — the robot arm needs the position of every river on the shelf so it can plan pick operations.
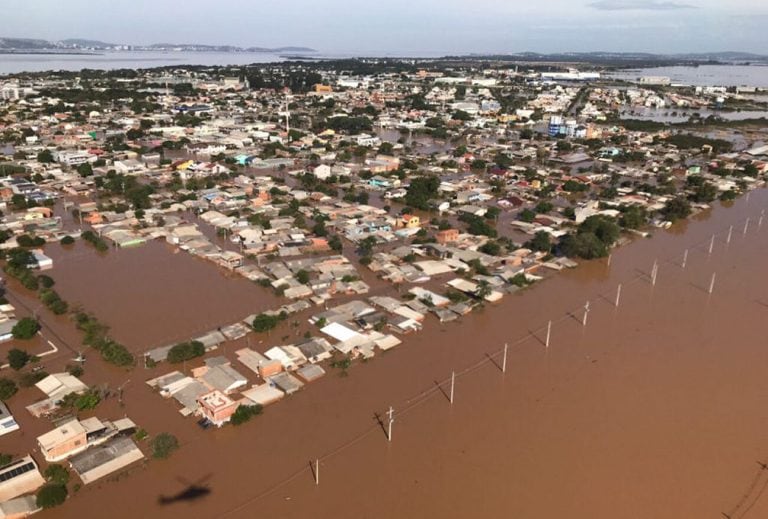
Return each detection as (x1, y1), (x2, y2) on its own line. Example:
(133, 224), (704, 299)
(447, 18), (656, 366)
(610, 64), (768, 88)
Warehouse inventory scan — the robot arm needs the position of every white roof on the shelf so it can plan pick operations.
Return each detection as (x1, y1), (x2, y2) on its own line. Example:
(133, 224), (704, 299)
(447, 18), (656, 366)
(241, 384), (284, 406)
(321, 322), (364, 342)
(37, 419), (85, 452)
(392, 305), (425, 321)
(414, 260), (454, 276)
(35, 373), (87, 399)
(446, 278), (478, 293)
(264, 346), (295, 369)
(374, 334), (402, 351)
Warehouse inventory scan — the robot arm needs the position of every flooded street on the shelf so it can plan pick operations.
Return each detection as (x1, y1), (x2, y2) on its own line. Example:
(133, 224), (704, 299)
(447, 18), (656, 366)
(11, 187), (766, 519)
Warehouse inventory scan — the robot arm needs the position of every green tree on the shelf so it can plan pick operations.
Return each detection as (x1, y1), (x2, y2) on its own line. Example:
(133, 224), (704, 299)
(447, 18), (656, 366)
(167, 341), (205, 363)
(560, 232), (608, 259)
(476, 280), (492, 300)
(76, 162), (93, 177)
(12, 318), (40, 340)
(230, 404), (263, 426)
(10, 194), (27, 210)
(37, 149), (55, 164)
(252, 313), (280, 333)
(661, 197), (692, 222)
(328, 234), (342, 252)
(404, 176), (440, 210)
(534, 201), (553, 214)
(562, 179), (589, 193)
(151, 433), (179, 459)
(44, 464), (70, 486)
(526, 231), (552, 253)
(485, 206), (501, 220)
(519, 208), (536, 223)
(296, 270), (310, 284)
(690, 182), (718, 203)
(36, 484), (67, 509)
(479, 241), (502, 256)
(579, 215), (620, 248)
(452, 110), (471, 121)
(0, 378), (18, 400)
(7, 348), (31, 370)
(619, 205), (648, 230)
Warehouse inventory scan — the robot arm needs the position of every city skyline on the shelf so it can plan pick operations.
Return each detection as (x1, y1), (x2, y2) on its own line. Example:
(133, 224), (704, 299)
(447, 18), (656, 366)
(3, 0), (768, 55)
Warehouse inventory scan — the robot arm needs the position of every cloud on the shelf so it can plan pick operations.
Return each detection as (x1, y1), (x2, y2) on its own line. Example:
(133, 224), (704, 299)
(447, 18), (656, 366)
(589, 0), (696, 10)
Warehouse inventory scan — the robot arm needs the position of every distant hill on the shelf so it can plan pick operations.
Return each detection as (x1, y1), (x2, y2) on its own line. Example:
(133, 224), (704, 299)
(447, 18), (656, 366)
(0, 37), (54, 50)
(59, 38), (120, 48)
(147, 43), (317, 53)
(0, 36), (316, 53)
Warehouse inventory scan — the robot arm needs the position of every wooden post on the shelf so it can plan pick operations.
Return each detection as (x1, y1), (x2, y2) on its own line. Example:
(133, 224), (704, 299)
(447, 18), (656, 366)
(727, 225), (733, 244)
(682, 249), (688, 269)
(744, 218), (750, 235)
(449, 371), (455, 404)
(607, 254), (612, 267)
(651, 260), (658, 286)
(583, 301), (590, 326)
(387, 406), (394, 442)
(615, 284), (622, 307)
(502, 343), (508, 373)
(708, 234), (715, 255)
(314, 459), (319, 485)
(708, 272), (716, 295)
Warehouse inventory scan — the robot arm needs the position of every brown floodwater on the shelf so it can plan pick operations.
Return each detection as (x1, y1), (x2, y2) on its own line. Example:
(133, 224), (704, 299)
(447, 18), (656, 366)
(6, 187), (768, 519)
(42, 239), (282, 352)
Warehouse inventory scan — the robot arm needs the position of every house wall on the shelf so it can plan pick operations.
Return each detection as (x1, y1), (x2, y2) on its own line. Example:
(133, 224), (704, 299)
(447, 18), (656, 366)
(41, 432), (86, 461)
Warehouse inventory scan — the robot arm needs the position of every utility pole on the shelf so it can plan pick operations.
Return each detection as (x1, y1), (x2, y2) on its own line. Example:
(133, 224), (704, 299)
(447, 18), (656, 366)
(386, 406), (394, 442)
(449, 371), (455, 404)
(708, 234), (715, 255)
(545, 320), (552, 349)
(582, 301), (590, 326)
(118, 380), (130, 405)
(502, 343), (508, 373)
(708, 272), (716, 295)
(615, 284), (622, 307)
(727, 225), (733, 244)
(314, 459), (319, 485)
(607, 254), (612, 267)
(682, 249), (688, 269)
(651, 260), (658, 286)
(744, 218), (750, 235)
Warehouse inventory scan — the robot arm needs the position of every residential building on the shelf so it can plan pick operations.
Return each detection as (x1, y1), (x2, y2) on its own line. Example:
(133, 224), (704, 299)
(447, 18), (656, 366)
(197, 390), (239, 426)
(0, 456), (45, 503)
(0, 401), (19, 437)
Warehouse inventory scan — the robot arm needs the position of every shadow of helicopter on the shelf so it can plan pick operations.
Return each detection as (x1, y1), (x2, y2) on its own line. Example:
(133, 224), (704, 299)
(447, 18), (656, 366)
(158, 474), (213, 505)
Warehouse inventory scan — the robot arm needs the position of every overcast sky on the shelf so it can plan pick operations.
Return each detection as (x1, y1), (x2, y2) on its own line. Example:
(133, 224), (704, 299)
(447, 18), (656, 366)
(4, 0), (768, 55)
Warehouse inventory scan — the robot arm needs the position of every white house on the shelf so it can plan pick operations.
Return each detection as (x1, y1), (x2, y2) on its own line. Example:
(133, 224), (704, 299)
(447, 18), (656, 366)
(313, 164), (332, 180)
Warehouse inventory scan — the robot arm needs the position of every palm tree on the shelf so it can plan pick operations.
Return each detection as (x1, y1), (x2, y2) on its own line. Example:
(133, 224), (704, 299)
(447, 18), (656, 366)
(476, 280), (492, 300)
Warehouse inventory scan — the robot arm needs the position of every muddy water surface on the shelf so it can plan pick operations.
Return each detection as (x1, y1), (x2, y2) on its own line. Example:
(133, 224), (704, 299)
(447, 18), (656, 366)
(16, 187), (768, 519)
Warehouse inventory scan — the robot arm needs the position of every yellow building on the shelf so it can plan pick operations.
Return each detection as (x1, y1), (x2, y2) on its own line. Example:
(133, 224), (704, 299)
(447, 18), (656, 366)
(401, 214), (420, 228)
